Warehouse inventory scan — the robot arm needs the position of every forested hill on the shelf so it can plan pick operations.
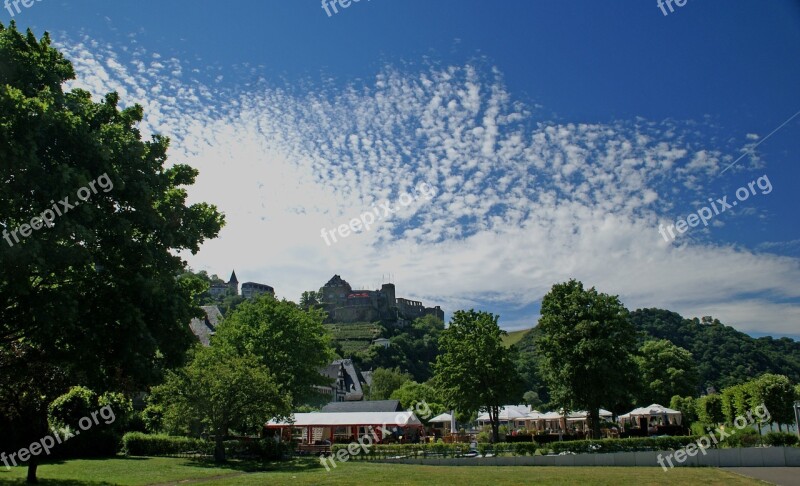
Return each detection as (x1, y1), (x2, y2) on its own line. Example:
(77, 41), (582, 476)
(514, 308), (800, 393)
(629, 308), (800, 390)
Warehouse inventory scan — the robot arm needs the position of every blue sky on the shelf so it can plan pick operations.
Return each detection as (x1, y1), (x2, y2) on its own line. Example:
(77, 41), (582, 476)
(11, 0), (800, 337)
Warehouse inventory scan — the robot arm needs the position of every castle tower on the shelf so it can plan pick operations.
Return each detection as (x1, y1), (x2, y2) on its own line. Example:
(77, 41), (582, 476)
(228, 270), (239, 294)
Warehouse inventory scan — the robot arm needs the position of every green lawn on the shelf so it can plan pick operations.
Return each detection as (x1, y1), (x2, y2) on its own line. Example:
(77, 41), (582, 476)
(0, 457), (763, 485)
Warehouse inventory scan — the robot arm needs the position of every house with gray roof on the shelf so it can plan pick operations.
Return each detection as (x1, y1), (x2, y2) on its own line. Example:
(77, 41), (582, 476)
(188, 305), (223, 346)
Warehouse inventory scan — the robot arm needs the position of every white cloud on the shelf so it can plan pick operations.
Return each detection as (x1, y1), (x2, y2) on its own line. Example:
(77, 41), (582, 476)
(53, 34), (800, 337)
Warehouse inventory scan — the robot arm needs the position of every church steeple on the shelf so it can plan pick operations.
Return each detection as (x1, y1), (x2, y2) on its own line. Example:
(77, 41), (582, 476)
(228, 270), (239, 295)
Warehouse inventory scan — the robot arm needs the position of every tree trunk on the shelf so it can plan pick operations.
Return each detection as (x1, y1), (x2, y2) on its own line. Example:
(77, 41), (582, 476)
(26, 460), (38, 484)
(489, 405), (500, 443)
(589, 408), (601, 440)
(214, 435), (226, 463)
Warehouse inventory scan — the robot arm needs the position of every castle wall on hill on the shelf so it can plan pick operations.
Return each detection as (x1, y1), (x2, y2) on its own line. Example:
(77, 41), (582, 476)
(321, 275), (442, 324)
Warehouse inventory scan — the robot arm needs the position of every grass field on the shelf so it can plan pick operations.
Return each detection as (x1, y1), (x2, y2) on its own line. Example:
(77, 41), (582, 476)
(0, 457), (763, 485)
(501, 328), (530, 347)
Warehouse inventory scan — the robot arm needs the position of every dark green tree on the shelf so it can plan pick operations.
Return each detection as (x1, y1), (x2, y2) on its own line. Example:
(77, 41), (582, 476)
(748, 373), (795, 432)
(0, 23), (223, 483)
(536, 280), (640, 439)
(212, 295), (334, 405)
(635, 339), (698, 405)
(299, 290), (322, 310)
(149, 346), (290, 462)
(433, 310), (522, 442)
(368, 367), (412, 400)
(695, 393), (725, 426)
(669, 395), (698, 429)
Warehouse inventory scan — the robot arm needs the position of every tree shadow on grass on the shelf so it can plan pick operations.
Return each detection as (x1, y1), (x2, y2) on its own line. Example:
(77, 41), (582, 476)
(182, 456), (325, 474)
(0, 478), (114, 486)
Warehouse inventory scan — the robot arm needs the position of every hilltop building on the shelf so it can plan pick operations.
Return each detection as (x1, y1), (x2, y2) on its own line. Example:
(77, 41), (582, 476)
(320, 274), (443, 324)
(241, 281), (275, 299)
(209, 270), (274, 300)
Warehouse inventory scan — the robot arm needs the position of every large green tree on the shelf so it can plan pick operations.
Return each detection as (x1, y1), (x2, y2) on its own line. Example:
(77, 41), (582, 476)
(389, 380), (445, 417)
(148, 346), (290, 462)
(368, 367), (412, 400)
(212, 295), (334, 405)
(635, 339), (698, 405)
(748, 373), (795, 432)
(0, 23), (223, 483)
(433, 310), (522, 442)
(536, 280), (640, 439)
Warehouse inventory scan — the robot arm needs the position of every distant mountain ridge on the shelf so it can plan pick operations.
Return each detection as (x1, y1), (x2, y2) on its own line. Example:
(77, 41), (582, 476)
(629, 308), (800, 390)
(513, 308), (800, 393)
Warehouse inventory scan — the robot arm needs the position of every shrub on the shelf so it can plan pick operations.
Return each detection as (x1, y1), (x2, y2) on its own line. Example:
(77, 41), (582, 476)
(513, 442), (538, 456)
(722, 427), (760, 448)
(764, 432), (799, 447)
(122, 432), (211, 456)
(548, 436), (700, 454)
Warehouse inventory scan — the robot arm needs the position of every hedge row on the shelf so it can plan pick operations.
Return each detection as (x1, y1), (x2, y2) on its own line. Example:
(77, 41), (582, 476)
(330, 442), (538, 459)
(122, 432), (212, 456)
(764, 432), (799, 447)
(121, 432), (292, 460)
(548, 436), (701, 454)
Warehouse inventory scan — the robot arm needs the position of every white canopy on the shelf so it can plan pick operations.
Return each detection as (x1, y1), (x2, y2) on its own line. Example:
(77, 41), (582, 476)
(266, 411), (423, 428)
(619, 404), (682, 426)
(476, 405), (531, 422)
(624, 404), (681, 417)
(566, 409), (613, 421)
(428, 413), (453, 424)
(538, 411), (564, 420)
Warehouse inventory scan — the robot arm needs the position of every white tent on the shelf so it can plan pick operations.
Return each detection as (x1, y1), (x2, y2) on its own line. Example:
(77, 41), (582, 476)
(428, 413), (453, 423)
(267, 411), (423, 427)
(566, 409), (613, 422)
(619, 404), (682, 427)
(476, 405), (531, 424)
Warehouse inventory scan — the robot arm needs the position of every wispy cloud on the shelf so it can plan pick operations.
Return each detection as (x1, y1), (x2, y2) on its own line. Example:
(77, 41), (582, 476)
(53, 34), (800, 337)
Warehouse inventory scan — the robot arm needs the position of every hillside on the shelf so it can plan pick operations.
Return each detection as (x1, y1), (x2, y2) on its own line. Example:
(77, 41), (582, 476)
(502, 329), (530, 348)
(326, 322), (382, 356)
(630, 308), (800, 390)
(513, 309), (800, 394)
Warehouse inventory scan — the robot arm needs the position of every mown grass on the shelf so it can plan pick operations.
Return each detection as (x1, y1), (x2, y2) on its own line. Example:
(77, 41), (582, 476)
(0, 457), (763, 485)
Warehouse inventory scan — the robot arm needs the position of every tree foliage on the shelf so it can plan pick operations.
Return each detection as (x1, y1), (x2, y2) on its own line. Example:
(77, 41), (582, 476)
(669, 395), (698, 428)
(536, 280), (639, 439)
(0, 22), (223, 482)
(354, 315), (445, 382)
(635, 339), (698, 405)
(630, 309), (800, 390)
(146, 345), (290, 462)
(368, 367), (412, 401)
(389, 380), (446, 422)
(695, 393), (724, 425)
(433, 310), (521, 442)
(748, 373), (795, 430)
(211, 295), (334, 405)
